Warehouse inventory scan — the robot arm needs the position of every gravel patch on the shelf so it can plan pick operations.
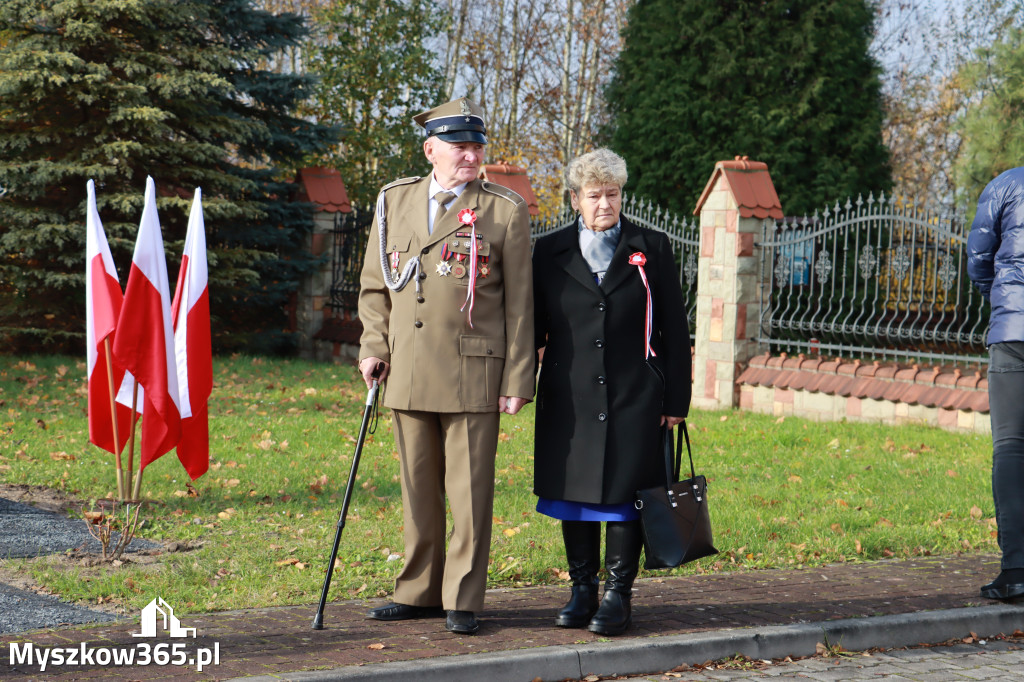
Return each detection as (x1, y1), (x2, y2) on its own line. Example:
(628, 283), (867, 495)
(0, 497), (157, 559)
(0, 496), (157, 634)
(0, 583), (122, 634)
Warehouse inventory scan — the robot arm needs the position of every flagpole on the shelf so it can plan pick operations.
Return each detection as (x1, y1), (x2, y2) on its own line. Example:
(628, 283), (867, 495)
(103, 338), (125, 500)
(125, 381), (140, 501)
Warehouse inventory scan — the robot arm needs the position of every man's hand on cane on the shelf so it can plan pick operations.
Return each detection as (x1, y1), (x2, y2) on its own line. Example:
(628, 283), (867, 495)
(359, 357), (389, 388)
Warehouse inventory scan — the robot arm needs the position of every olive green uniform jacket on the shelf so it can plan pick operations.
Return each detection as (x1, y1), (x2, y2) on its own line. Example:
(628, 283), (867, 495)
(357, 176), (535, 411)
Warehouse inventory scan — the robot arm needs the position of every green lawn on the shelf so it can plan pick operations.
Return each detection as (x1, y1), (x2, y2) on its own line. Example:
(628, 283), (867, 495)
(0, 355), (997, 615)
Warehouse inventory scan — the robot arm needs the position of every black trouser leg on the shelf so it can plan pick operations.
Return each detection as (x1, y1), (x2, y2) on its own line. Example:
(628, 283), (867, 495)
(556, 520), (601, 627)
(588, 520), (643, 635)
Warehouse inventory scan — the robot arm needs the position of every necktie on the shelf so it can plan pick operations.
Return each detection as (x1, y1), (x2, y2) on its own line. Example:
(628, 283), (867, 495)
(432, 191), (456, 233)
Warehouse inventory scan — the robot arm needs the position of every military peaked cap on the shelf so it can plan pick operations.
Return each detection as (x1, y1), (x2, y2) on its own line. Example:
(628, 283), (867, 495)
(413, 97), (487, 144)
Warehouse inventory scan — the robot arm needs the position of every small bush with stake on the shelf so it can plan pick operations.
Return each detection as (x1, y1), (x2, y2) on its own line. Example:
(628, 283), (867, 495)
(82, 502), (144, 562)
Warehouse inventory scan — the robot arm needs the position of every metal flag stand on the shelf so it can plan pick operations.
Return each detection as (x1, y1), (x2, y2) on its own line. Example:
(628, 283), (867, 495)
(312, 367), (382, 630)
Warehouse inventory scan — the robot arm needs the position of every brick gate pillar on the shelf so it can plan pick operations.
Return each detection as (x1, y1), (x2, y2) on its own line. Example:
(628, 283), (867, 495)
(690, 157), (782, 410)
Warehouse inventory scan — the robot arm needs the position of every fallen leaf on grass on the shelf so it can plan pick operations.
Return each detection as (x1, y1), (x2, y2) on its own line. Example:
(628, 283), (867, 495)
(498, 432), (511, 442)
(50, 451), (74, 460)
(970, 506), (983, 519)
(946, 469), (959, 478)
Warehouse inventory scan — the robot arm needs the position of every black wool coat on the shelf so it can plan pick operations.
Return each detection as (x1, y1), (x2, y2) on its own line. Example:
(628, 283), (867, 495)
(532, 216), (692, 505)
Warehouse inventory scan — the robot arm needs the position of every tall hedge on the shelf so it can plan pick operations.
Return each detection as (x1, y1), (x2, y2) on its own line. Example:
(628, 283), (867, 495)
(604, 0), (892, 217)
(0, 0), (337, 354)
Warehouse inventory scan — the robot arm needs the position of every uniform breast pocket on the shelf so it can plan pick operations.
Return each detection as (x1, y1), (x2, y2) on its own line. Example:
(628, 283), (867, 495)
(459, 335), (506, 408)
(386, 234), (413, 274)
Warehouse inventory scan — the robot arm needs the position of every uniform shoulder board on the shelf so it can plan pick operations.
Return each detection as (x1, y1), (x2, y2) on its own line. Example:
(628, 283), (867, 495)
(481, 181), (524, 205)
(381, 176), (421, 191)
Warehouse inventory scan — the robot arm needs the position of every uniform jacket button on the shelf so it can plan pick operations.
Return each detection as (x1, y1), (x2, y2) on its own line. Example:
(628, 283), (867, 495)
(414, 320), (423, 328)
(594, 339), (604, 348)
(597, 302), (606, 312)
(417, 296), (425, 303)
(486, 349), (493, 355)
(419, 272), (427, 280)
(597, 375), (606, 384)
(598, 413), (607, 421)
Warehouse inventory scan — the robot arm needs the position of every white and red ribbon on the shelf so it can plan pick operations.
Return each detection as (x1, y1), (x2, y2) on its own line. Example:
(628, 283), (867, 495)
(628, 251), (656, 360)
(458, 208), (478, 328)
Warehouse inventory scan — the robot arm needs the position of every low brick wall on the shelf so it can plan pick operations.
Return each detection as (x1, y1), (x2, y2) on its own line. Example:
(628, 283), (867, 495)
(736, 353), (990, 434)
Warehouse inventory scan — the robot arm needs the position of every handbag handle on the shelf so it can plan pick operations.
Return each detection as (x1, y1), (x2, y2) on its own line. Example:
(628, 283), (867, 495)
(667, 420), (697, 483)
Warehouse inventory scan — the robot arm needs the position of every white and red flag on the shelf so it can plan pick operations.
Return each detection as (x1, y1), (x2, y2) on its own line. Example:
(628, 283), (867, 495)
(85, 179), (132, 455)
(112, 176), (181, 471)
(171, 188), (211, 480)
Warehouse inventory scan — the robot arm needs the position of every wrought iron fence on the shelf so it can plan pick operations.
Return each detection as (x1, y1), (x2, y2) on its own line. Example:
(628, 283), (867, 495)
(326, 207), (373, 312)
(757, 193), (989, 366)
(530, 196), (700, 340)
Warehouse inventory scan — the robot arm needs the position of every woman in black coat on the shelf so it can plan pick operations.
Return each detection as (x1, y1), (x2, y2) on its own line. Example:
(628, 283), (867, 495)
(533, 148), (691, 635)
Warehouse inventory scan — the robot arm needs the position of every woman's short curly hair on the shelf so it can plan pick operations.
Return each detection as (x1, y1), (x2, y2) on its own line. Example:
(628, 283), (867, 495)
(566, 148), (628, 194)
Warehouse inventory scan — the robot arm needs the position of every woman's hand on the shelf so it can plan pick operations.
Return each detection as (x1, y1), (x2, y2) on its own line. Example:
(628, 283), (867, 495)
(660, 415), (684, 428)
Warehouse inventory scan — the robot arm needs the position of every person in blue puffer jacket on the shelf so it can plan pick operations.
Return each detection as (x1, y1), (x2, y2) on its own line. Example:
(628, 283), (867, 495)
(967, 166), (1024, 601)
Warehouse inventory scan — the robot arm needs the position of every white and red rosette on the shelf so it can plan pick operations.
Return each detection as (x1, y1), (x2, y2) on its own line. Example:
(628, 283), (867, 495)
(628, 251), (656, 359)
(457, 208), (477, 226)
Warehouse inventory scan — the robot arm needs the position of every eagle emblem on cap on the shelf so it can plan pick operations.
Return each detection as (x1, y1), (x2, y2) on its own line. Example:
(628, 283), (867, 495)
(460, 99), (471, 118)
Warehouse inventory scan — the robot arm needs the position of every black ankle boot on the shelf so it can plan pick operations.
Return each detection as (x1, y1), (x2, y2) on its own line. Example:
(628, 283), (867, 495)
(556, 520), (601, 628)
(588, 520), (643, 636)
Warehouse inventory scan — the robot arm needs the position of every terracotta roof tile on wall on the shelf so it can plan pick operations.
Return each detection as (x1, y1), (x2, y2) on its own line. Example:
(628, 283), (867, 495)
(736, 354), (990, 413)
(694, 156), (784, 219)
(480, 164), (540, 216)
(296, 167), (352, 213)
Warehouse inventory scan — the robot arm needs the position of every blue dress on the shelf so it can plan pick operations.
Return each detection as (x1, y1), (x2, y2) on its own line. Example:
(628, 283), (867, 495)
(536, 497), (640, 522)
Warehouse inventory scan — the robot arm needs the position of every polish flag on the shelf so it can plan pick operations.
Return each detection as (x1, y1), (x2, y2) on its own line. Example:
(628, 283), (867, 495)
(112, 177), (181, 471)
(85, 180), (132, 454)
(171, 189), (211, 480)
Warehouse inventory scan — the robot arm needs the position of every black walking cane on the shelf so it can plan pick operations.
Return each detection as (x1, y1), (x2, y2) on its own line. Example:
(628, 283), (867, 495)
(312, 365), (382, 630)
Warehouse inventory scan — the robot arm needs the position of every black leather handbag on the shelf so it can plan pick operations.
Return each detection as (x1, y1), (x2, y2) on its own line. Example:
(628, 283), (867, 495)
(635, 421), (718, 569)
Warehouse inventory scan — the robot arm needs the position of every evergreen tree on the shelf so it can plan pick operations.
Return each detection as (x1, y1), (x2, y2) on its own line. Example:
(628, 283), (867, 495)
(304, 0), (445, 207)
(0, 0), (337, 353)
(604, 0), (891, 217)
(955, 26), (1024, 212)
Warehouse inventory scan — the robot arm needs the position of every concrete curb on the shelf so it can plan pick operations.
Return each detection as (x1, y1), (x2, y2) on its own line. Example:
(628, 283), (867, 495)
(231, 603), (1024, 682)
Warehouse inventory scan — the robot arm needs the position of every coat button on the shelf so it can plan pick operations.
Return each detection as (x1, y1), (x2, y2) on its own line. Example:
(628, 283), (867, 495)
(594, 339), (604, 348)
(421, 247), (429, 255)
(414, 320), (423, 328)
(598, 413), (607, 421)
(419, 272), (427, 280)
(486, 349), (493, 355)
(597, 375), (606, 384)
(597, 302), (606, 312)
(417, 296), (425, 303)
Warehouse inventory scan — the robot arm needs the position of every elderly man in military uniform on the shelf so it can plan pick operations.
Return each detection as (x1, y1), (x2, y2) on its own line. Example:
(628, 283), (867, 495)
(356, 97), (534, 634)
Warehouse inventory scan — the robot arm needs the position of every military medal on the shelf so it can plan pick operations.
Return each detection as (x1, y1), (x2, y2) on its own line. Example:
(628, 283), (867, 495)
(390, 250), (400, 277)
(456, 209), (479, 327)
(479, 255), (490, 278)
(452, 262), (467, 278)
(436, 261), (452, 276)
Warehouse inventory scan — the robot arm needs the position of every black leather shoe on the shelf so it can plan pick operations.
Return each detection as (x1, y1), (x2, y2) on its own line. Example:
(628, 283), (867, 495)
(587, 589), (632, 635)
(981, 569), (1024, 600)
(556, 583), (599, 628)
(367, 602), (445, 621)
(445, 610), (480, 634)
